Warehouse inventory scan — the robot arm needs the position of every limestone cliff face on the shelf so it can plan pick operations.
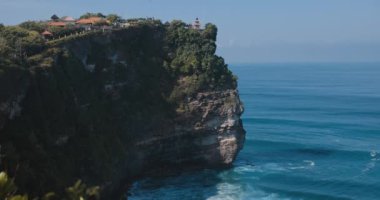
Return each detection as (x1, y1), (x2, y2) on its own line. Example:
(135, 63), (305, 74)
(188, 90), (245, 165)
(135, 89), (245, 170)
(0, 22), (245, 198)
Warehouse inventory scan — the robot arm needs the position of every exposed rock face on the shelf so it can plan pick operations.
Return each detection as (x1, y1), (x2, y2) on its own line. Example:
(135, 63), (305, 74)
(0, 93), (25, 120)
(178, 89), (245, 165)
(135, 90), (245, 171)
(0, 70), (29, 130)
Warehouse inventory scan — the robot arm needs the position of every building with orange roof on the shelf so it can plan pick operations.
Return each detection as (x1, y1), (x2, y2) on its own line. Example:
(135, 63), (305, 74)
(76, 17), (110, 31)
(48, 21), (67, 27)
(76, 17), (109, 25)
(41, 30), (53, 39)
(42, 30), (53, 35)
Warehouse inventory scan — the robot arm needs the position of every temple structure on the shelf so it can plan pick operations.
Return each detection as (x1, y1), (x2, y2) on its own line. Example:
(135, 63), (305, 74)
(192, 18), (201, 30)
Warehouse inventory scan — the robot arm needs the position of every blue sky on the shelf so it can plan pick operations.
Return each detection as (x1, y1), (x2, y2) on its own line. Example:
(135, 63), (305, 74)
(1, 0), (379, 63)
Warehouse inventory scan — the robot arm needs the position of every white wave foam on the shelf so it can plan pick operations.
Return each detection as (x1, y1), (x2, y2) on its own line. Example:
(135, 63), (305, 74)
(303, 160), (315, 167)
(287, 160), (316, 170)
(263, 163), (288, 172)
(233, 165), (259, 174)
(362, 162), (376, 173)
(362, 150), (379, 173)
(206, 183), (294, 200)
(233, 163), (289, 175)
(370, 150), (377, 158)
(289, 166), (306, 170)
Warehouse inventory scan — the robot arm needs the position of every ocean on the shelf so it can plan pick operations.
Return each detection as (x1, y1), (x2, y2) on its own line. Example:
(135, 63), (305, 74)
(127, 63), (380, 200)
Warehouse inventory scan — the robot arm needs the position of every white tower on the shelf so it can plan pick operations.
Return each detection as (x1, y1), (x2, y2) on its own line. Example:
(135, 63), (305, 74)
(193, 18), (201, 30)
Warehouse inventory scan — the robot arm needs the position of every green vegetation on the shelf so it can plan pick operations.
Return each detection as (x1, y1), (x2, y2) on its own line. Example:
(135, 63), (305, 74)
(48, 26), (84, 39)
(79, 13), (106, 19)
(0, 17), (237, 199)
(106, 14), (122, 24)
(0, 171), (99, 200)
(45, 30), (101, 47)
(164, 20), (236, 100)
(17, 21), (84, 40)
(0, 25), (45, 65)
(0, 171), (18, 199)
(19, 21), (47, 33)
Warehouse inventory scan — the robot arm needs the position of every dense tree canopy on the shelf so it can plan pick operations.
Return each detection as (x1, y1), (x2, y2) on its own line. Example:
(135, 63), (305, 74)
(106, 14), (122, 24)
(202, 23), (218, 41)
(51, 14), (59, 21)
(164, 20), (236, 100)
(19, 21), (47, 33)
(80, 12), (106, 19)
(0, 26), (45, 65)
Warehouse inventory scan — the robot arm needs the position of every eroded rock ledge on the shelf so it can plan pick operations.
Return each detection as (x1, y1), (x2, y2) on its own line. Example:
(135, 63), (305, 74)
(135, 89), (245, 170)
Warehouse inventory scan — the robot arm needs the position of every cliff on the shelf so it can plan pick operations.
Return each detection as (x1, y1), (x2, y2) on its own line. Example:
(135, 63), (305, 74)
(0, 20), (245, 198)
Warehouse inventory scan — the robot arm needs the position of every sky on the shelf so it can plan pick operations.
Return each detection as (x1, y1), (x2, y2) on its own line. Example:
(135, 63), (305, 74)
(1, 0), (379, 63)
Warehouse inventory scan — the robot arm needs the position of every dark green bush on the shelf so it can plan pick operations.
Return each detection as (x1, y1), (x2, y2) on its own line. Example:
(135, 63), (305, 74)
(19, 21), (47, 33)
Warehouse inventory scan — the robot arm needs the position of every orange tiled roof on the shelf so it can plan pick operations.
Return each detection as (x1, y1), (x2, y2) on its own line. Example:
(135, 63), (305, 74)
(76, 17), (108, 25)
(42, 30), (53, 36)
(48, 21), (67, 27)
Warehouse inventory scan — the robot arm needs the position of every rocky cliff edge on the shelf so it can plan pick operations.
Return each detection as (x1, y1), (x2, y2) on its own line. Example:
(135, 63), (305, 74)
(0, 20), (245, 198)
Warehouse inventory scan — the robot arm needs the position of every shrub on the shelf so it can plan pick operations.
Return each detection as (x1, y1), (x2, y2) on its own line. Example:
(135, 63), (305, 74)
(0, 171), (18, 199)
(0, 172), (100, 200)
(19, 21), (47, 33)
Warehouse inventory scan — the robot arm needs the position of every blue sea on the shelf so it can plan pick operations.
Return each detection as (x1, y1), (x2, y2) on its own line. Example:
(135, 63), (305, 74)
(128, 63), (380, 200)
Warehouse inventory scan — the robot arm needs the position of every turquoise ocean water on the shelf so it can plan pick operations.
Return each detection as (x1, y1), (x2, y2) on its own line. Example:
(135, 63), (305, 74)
(128, 63), (380, 200)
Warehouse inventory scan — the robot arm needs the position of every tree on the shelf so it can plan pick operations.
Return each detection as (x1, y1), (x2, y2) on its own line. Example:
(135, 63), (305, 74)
(202, 23), (218, 41)
(0, 37), (10, 58)
(0, 171), (100, 200)
(96, 12), (106, 18)
(80, 12), (106, 19)
(51, 14), (59, 21)
(19, 21), (46, 33)
(106, 14), (122, 24)
(0, 26), (45, 60)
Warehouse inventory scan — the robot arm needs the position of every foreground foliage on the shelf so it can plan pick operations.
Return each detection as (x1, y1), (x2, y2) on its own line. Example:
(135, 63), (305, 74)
(0, 172), (99, 200)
